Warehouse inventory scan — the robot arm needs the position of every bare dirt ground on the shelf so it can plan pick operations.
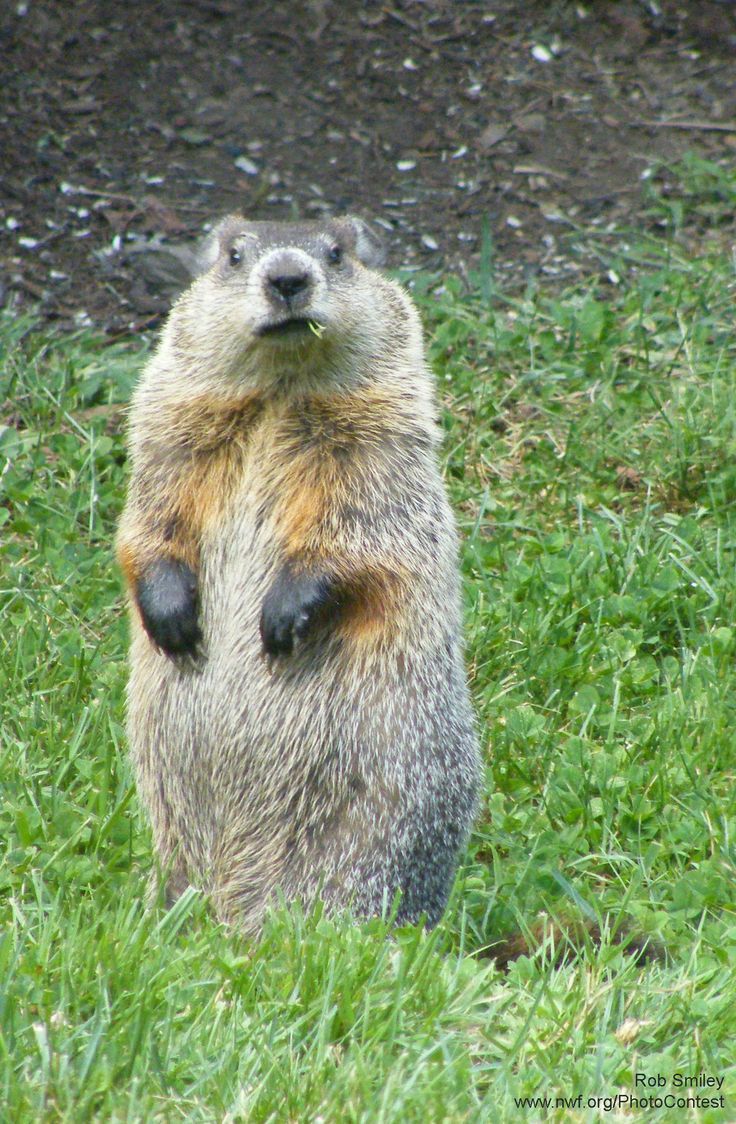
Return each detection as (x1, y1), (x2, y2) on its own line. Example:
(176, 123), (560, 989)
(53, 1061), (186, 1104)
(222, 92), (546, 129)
(1, 0), (735, 334)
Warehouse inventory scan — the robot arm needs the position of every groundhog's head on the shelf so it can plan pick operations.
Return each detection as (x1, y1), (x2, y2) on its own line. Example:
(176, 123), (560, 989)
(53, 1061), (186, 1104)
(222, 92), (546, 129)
(196, 214), (385, 336)
(165, 215), (421, 391)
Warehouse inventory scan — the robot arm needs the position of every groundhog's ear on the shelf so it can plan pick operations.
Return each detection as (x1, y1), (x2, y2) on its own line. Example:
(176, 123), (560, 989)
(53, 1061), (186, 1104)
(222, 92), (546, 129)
(338, 216), (386, 268)
(193, 215), (248, 277)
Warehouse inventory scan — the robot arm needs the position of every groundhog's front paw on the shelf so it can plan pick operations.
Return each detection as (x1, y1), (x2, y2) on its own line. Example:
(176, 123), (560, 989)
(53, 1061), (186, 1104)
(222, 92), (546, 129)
(260, 566), (338, 658)
(136, 559), (202, 657)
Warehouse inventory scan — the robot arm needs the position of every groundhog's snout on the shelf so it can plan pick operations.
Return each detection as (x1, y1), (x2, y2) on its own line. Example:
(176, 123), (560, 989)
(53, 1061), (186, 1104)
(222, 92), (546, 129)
(262, 249), (315, 312)
(268, 269), (310, 302)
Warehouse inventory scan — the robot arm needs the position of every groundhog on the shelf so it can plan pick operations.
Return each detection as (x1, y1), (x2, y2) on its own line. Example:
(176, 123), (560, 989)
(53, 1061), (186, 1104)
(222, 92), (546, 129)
(117, 214), (481, 934)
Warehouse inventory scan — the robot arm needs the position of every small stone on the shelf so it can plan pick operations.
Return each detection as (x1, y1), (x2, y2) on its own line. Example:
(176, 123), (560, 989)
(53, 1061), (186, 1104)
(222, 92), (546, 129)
(179, 127), (210, 147)
(234, 156), (259, 175)
(615, 1018), (651, 1045)
(531, 44), (553, 63)
(477, 123), (508, 150)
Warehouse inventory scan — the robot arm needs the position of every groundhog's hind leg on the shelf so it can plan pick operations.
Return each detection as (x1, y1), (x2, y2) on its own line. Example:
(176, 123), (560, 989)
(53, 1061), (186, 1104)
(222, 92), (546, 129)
(131, 738), (195, 910)
(314, 794), (472, 929)
(390, 818), (470, 927)
(318, 851), (454, 929)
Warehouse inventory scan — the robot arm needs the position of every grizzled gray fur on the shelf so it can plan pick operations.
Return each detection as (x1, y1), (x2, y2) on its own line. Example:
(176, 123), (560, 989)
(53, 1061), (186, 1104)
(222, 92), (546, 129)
(118, 215), (480, 933)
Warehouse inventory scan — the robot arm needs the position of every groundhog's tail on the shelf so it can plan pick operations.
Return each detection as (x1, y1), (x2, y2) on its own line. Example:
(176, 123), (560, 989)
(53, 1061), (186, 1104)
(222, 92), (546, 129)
(482, 916), (664, 971)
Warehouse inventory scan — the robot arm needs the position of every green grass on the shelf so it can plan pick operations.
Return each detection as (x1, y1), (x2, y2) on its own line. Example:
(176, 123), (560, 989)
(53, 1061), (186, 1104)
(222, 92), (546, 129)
(2, 159), (736, 1120)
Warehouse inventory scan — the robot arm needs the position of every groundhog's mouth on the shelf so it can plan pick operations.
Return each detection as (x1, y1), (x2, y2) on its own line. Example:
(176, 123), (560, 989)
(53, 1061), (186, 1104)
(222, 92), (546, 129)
(256, 317), (320, 340)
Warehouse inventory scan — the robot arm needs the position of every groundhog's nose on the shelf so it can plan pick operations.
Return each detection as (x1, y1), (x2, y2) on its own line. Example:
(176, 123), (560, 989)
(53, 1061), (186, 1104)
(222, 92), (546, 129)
(267, 268), (311, 303)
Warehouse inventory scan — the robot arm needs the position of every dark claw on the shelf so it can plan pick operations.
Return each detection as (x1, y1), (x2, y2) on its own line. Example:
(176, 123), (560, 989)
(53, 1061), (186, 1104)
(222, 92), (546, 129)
(260, 565), (339, 658)
(136, 558), (202, 658)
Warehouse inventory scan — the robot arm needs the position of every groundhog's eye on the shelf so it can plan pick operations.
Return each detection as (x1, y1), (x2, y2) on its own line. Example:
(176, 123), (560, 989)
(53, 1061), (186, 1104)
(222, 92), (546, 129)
(229, 247), (242, 268)
(327, 243), (343, 265)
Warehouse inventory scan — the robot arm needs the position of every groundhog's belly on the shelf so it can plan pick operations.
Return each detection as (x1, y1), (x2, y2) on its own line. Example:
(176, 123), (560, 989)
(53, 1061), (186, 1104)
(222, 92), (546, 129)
(127, 498), (478, 920)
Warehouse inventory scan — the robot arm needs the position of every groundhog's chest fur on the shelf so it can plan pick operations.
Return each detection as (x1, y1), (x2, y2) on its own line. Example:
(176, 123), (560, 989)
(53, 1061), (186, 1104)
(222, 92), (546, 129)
(118, 215), (480, 932)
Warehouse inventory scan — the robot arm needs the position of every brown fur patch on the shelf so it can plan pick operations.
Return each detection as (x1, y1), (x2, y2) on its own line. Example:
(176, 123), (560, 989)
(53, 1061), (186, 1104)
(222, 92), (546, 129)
(297, 388), (418, 446)
(117, 540), (141, 588)
(118, 392), (263, 594)
(337, 566), (405, 643)
(257, 391), (420, 645)
(171, 440), (247, 545)
(164, 393), (264, 453)
(268, 390), (412, 555)
(278, 475), (332, 558)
